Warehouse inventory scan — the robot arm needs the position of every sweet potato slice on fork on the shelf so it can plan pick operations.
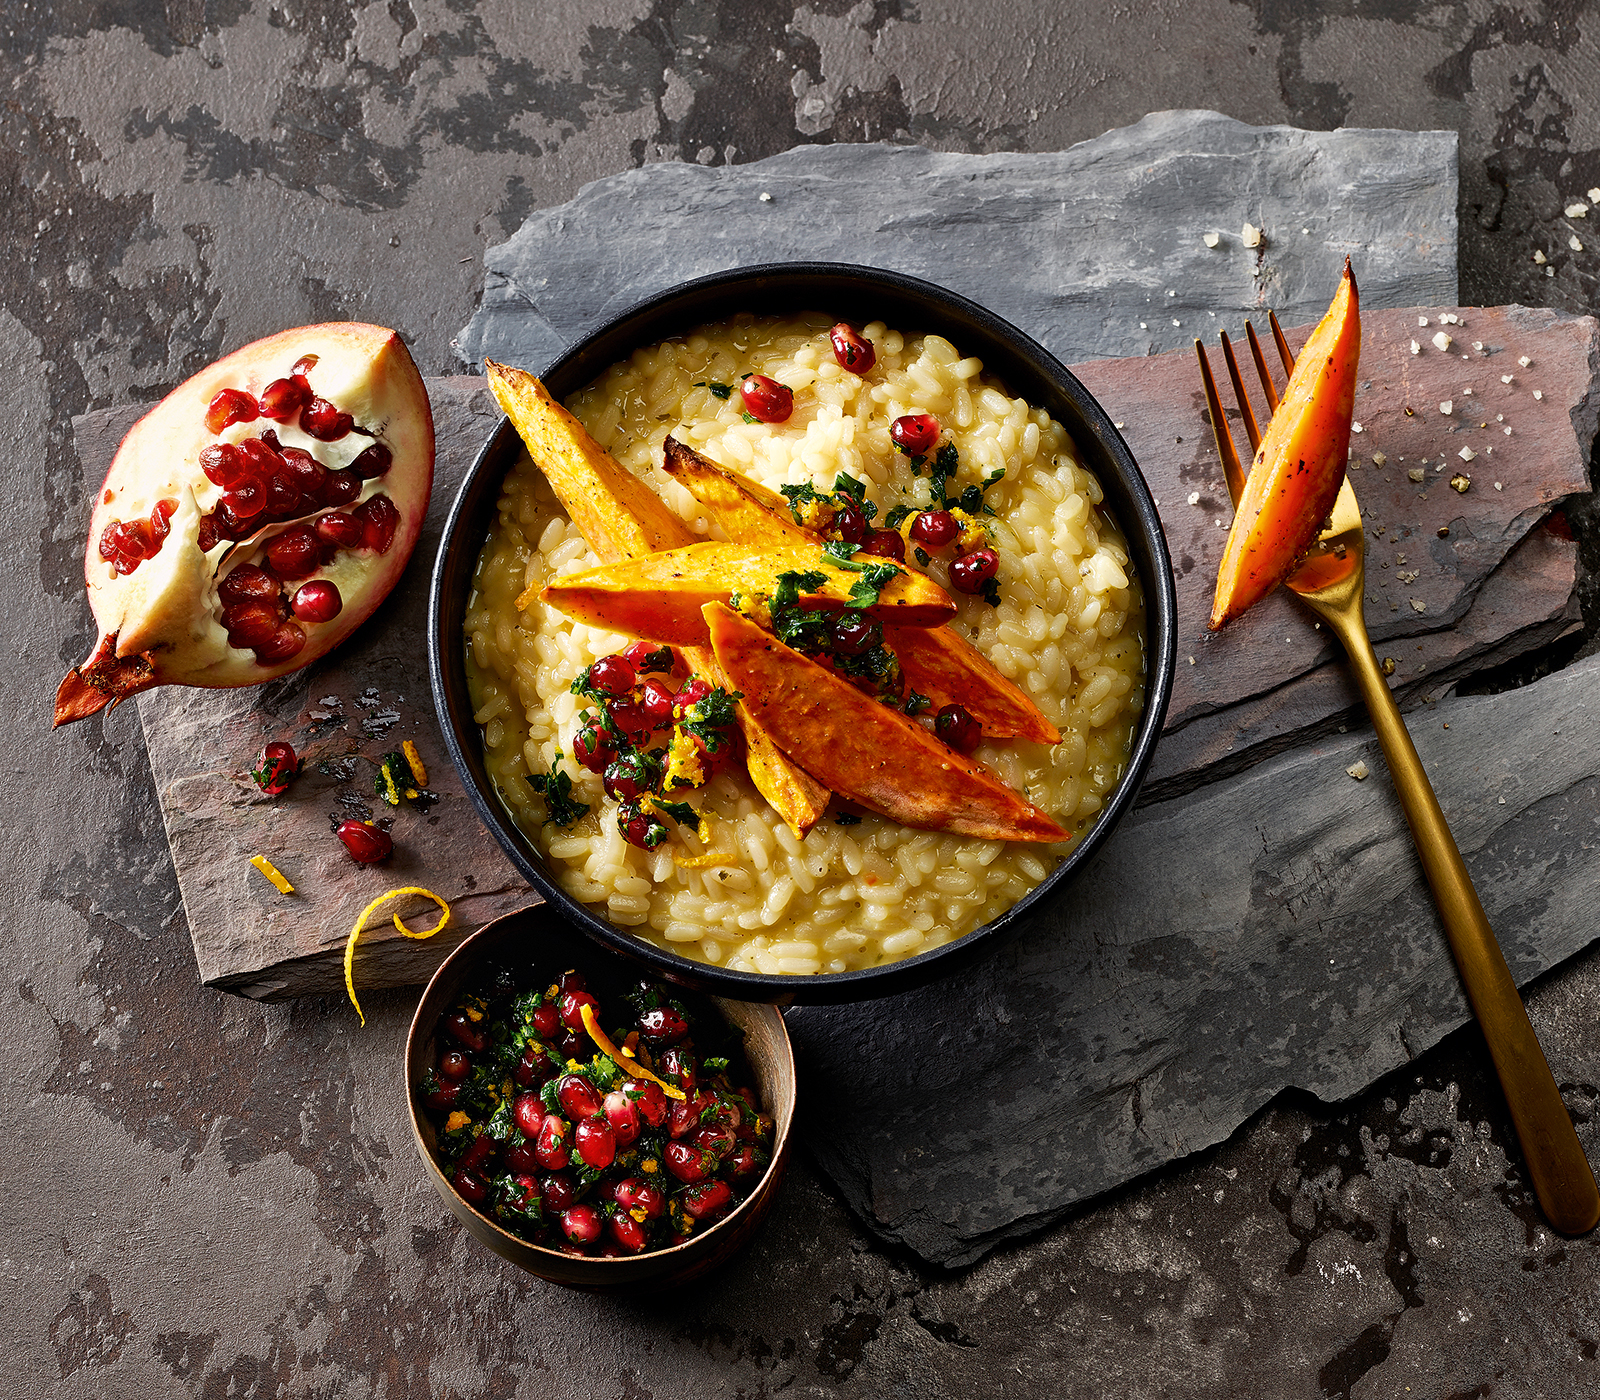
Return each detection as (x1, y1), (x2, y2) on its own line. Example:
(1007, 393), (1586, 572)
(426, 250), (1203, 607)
(705, 602), (1068, 843)
(662, 435), (1060, 743)
(487, 362), (829, 837)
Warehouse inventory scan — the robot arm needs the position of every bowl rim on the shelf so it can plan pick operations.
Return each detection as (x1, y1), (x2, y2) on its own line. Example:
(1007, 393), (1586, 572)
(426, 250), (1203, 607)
(404, 906), (797, 1276)
(429, 260), (1178, 1004)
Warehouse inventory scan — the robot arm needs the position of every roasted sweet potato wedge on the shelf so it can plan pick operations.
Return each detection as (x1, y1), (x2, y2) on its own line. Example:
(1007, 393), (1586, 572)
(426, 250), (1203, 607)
(663, 436), (1060, 742)
(542, 541), (957, 646)
(489, 364), (828, 836)
(1210, 261), (1361, 628)
(706, 602), (1069, 843)
(488, 361), (694, 571)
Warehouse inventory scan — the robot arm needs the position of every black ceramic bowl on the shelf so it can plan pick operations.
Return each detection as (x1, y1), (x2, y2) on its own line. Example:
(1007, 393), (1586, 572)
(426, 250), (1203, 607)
(430, 262), (1177, 1005)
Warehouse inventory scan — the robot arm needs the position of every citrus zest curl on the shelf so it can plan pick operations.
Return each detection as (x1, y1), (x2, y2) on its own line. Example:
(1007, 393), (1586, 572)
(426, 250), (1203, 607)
(344, 885), (451, 1027)
(578, 1002), (686, 1100)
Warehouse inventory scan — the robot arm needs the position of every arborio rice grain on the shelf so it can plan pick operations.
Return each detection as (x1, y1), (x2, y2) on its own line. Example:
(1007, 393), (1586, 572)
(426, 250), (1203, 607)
(464, 313), (1145, 975)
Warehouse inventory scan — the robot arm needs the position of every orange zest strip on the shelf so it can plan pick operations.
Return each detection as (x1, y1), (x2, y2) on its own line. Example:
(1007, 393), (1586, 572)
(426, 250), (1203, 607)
(249, 854), (295, 894)
(344, 886), (451, 1027)
(579, 1002), (686, 1100)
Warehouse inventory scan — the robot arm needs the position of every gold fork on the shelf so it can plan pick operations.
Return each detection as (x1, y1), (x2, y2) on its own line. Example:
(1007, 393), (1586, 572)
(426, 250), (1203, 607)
(1196, 315), (1599, 1235)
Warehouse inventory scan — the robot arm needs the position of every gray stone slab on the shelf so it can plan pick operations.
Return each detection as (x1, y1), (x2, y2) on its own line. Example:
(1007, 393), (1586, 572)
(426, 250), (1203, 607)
(789, 653), (1600, 1266)
(455, 110), (1458, 373)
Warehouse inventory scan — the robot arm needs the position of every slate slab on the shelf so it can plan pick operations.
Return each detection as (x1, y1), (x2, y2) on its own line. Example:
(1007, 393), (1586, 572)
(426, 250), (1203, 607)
(787, 653), (1600, 1267)
(455, 110), (1458, 374)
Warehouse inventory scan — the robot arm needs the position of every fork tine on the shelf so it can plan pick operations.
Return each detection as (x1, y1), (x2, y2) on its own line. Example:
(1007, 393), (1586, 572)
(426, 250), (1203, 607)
(1218, 331), (1263, 454)
(1245, 322), (1280, 414)
(1267, 310), (1296, 377)
(1193, 340), (1248, 507)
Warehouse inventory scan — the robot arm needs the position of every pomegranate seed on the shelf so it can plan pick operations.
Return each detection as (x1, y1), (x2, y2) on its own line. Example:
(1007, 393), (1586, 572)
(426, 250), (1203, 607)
(639, 678), (676, 729)
(513, 1042), (555, 1089)
(560, 1204), (604, 1246)
(439, 1049), (471, 1082)
(573, 1117), (616, 1169)
(218, 564), (279, 606)
(264, 472), (300, 517)
(502, 1138), (541, 1173)
(300, 396), (354, 441)
(459, 1131), (496, 1174)
(668, 1091), (713, 1140)
(322, 470), (362, 506)
(935, 704), (982, 753)
(657, 1047), (697, 1092)
(860, 528), (905, 561)
(638, 1003), (689, 1046)
(694, 1122), (736, 1157)
(206, 387), (259, 434)
(199, 442), (250, 488)
(558, 988), (599, 1033)
(291, 580), (342, 623)
(540, 1172), (577, 1213)
(423, 1078), (460, 1113)
(558, 970), (587, 993)
(622, 1078), (669, 1129)
(830, 322), (876, 374)
(237, 436), (284, 477)
(608, 700), (653, 749)
(909, 509), (959, 547)
(223, 480), (266, 521)
(602, 752), (656, 803)
(451, 1166), (489, 1205)
(313, 511), (364, 550)
(833, 504), (868, 544)
(196, 514), (220, 552)
(724, 1145), (764, 1181)
(291, 354), (319, 377)
(532, 1002), (561, 1038)
(572, 716), (615, 775)
(612, 1176), (666, 1220)
(674, 677), (712, 713)
(948, 547), (999, 594)
(663, 1139), (716, 1183)
(252, 740), (298, 795)
(335, 818), (392, 863)
(608, 1212), (649, 1254)
(586, 654), (636, 696)
(890, 413), (939, 455)
(556, 1073), (603, 1122)
(831, 616), (882, 658)
(622, 641), (675, 673)
(620, 803), (667, 849)
(534, 1115), (571, 1170)
(739, 374), (793, 423)
(258, 376), (309, 420)
(502, 1172), (540, 1214)
(280, 447), (328, 502)
(266, 528), (321, 581)
(350, 442), (392, 478)
(222, 602), (283, 649)
(602, 1088), (642, 1147)
(681, 1178), (734, 1222)
(149, 499), (177, 544)
(444, 1008), (490, 1052)
(513, 1093), (546, 1139)
(355, 494), (399, 553)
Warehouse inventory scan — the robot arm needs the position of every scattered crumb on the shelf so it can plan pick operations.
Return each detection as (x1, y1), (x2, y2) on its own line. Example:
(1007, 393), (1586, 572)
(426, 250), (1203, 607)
(1519, 355), (1532, 367)
(1534, 249), (1547, 264)
(1410, 339), (1422, 355)
(1371, 451), (1387, 467)
(1352, 420), (1363, 433)
(1187, 491), (1200, 505)
(1398, 570), (1419, 583)
(1533, 389), (1543, 400)
(1381, 657), (1397, 675)
(1439, 399), (1453, 415)
(1458, 445), (1477, 461)
(1432, 331), (1453, 351)
(1203, 231), (1220, 248)
(1566, 202), (1590, 217)
(1450, 472), (1471, 492)
(1410, 599), (1427, 613)
(1571, 234), (1584, 251)
(1187, 655), (1195, 665)
(1241, 222), (1262, 248)
(1346, 760), (1370, 781)
(1438, 525), (1450, 537)
(1408, 468), (1424, 482)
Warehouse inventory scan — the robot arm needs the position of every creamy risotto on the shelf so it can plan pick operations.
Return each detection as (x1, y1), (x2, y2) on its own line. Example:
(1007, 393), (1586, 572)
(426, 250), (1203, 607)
(465, 313), (1145, 975)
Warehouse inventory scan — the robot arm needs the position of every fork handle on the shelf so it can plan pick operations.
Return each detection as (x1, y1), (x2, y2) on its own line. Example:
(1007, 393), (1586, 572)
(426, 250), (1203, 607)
(1327, 608), (1599, 1234)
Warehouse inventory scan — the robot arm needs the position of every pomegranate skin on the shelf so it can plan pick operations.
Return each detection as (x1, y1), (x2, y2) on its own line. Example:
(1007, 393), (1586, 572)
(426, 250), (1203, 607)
(58, 323), (435, 726)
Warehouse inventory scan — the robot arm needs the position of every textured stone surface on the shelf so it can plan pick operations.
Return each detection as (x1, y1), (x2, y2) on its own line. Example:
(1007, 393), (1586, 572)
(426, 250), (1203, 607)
(456, 111), (1458, 374)
(12, 3), (1600, 1397)
(790, 653), (1600, 1265)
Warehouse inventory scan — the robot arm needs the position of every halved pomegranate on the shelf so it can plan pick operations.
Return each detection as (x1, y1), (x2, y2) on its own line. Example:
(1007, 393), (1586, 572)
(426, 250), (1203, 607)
(56, 323), (434, 725)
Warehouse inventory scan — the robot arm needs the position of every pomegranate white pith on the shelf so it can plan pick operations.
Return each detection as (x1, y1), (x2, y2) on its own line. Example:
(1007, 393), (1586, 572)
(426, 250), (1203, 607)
(57, 323), (434, 725)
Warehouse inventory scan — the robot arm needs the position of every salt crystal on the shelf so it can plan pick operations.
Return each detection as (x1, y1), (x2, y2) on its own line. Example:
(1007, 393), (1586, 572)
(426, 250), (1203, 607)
(1501, 374), (1513, 383)
(1172, 319), (1180, 327)
(1113, 421), (1124, 429)
(1346, 761), (1369, 781)
(1351, 421), (1363, 433)
(1410, 339), (1421, 355)
(1547, 266), (1556, 276)
(1534, 249), (1547, 264)
(758, 191), (773, 203)
(1439, 400), (1453, 415)
(1495, 481), (1504, 490)
(1411, 599), (1427, 613)
(1432, 331), (1453, 351)
(1590, 188), (1600, 202)
(1418, 316), (1430, 326)
(1408, 468), (1424, 482)
(1461, 387), (1472, 395)
(1202, 231), (1220, 248)
(1567, 202), (1590, 218)
(1472, 341), (1484, 352)
(1187, 492), (1200, 506)
(1371, 451), (1387, 466)
(1458, 446), (1476, 461)
(1518, 355), (1531, 367)
(1241, 222), (1262, 248)
(1533, 390), (1543, 400)
(1571, 234), (1584, 251)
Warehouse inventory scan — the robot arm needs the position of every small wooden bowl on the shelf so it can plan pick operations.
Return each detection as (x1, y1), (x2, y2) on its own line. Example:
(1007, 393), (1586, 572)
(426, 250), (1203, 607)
(405, 904), (796, 1290)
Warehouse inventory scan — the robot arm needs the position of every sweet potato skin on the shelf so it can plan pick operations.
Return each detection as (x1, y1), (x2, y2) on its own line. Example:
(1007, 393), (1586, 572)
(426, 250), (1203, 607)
(1210, 262), (1361, 628)
(542, 541), (957, 645)
(705, 602), (1068, 843)
(488, 365), (828, 836)
(662, 437), (1060, 742)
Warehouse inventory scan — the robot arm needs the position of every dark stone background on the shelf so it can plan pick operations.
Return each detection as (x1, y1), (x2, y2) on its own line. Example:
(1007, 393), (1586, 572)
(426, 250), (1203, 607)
(8, 2), (1600, 1396)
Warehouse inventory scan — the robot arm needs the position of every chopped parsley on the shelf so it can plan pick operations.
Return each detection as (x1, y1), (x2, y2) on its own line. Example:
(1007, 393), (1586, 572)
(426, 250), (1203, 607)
(914, 546), (931, 567)
(832, 472), (879, 521)
(680, 686), (741, 753)
(740, 411), (759, 424)
(834, 812), (862, 826)
(980, 577), (1002, 607)
(821, 538), (859, 564)
(929, 442), (960, 508)
(528, 753), (590, 828)
(650, 796), (701, 829)
(706, 381), (732, 399)
(903, 689), (933, 716)
(884, 504), (916, 529)
(843, 561), (902, 610)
